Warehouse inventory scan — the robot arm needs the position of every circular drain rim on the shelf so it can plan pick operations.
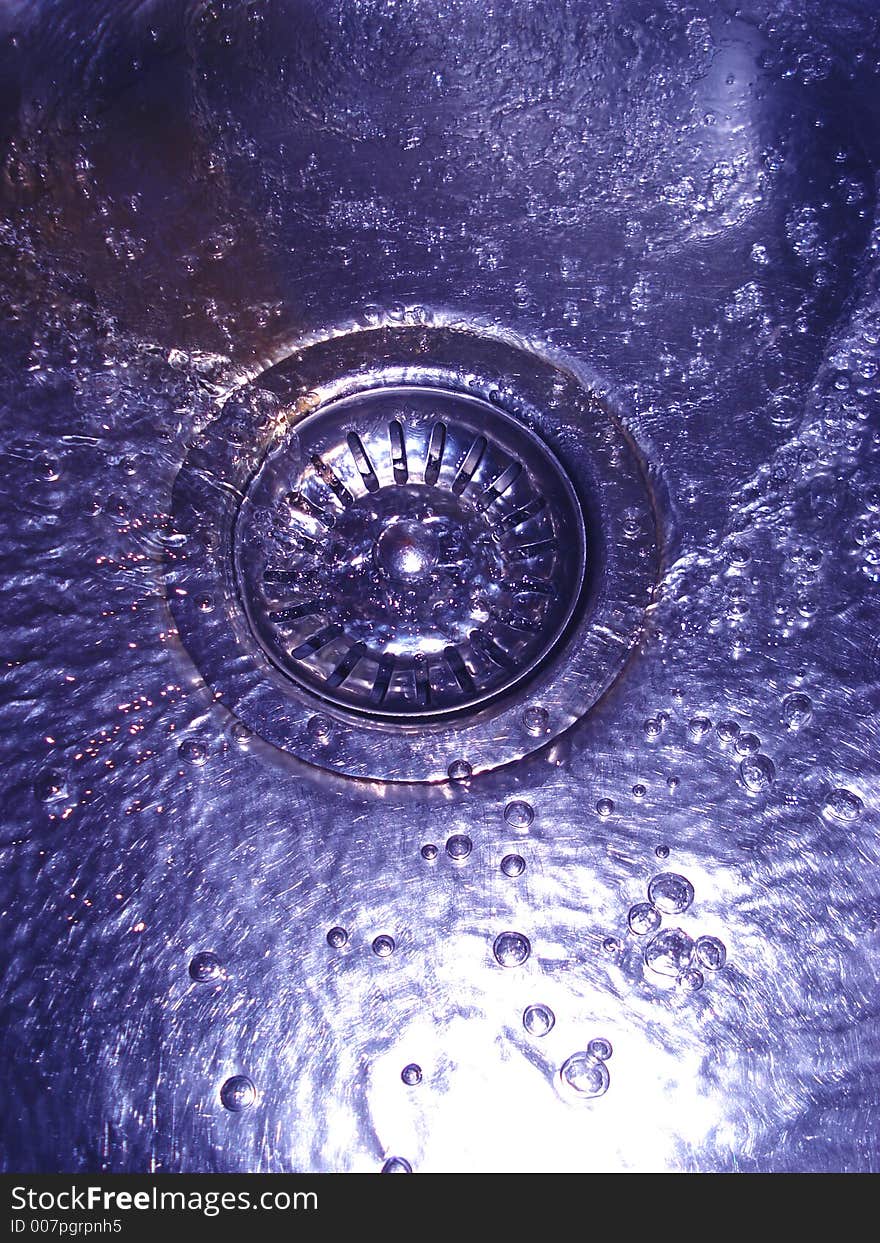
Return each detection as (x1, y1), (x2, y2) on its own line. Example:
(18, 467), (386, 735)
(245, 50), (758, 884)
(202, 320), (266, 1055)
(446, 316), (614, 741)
(168, 326), (659, 782)
(232, 386), (587, 721)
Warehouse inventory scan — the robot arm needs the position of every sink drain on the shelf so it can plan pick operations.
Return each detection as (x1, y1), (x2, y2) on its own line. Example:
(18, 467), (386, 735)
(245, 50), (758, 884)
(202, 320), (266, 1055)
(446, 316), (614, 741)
(235, 387), (585, 719)
(169, 327), (659, 781)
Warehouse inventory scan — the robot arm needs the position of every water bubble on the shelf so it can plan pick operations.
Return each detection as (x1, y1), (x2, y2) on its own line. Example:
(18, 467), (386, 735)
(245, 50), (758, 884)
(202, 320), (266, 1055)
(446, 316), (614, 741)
(372, 935), (395, 958)
(632, 783), (647, 799)
(595, 797), (615, 818)
(643, 718), (662, 740)
(220, 1075), (256, 1112)
(823, 788), (863, 821)
(740, 754), (775, 792)
(447, 759), (472, 781)
(445, 834), (472, 861)
(504, 800), (534, 829)
(644, 927), (695, 977)
(34, 769), (67, 802)
(420, 843), (438, 861)
(230, 721), (252, 746)
(666, 775), (680, 792)
(735, 732), (761, 756)
(307, 715), (332, 744)
(501, 853), (526, 878)
(677, 967), (704, 991)
(523, 1004), (555, 1037)
(602, 936), (621, 956)
(189, 951), (223, 982)
(493, 931), (531, 967)
(401, 1064), (422, 1086)
(716, 719), (740, 744)
(326, 926), (349, 949)
(628, 901), (662, 935)
(522, 706), (549, 736)
(655, 844), (670, 859)
(695, 935), (727, 970)
(381, 1157), (412, 1174)
(688, 716), (712, 741)
(647, 872), (694, 914)
(178, 739), (207, 765)
(782, 693), (813, 729)
(559, 1052), (610, 1099)
(587, 1037), (613, 1061)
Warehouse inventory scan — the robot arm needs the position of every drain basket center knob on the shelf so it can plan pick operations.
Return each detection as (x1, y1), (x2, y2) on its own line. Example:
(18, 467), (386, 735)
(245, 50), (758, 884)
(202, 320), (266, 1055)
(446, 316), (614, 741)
(374, 518), (439, 584)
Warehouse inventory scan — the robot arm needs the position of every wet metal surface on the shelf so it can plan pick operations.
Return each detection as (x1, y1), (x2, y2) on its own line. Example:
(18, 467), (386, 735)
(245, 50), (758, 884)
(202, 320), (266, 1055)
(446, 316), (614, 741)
(1, 0), (880, 1172)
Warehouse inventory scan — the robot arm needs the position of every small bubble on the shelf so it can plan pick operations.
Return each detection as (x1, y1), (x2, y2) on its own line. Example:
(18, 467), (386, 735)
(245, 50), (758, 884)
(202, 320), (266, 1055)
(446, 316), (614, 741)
(501, 853), (526, 877)
(727, 543), (751, 566)
(735, 732), (761, 756)
(823, 788), (863, 821)
(401, 1064), (422, 1086)
(230, 721), (252, 746)
(677, 967), (704, 991)
(695, 935), (727, 970)
(189, 951), (223, 982)
(447, 759), (472, 781)
(445, 834), (472, 861)
(688, 716), (712, 741)
(559, 1052), (610, 1099)
(643, 718), (662, 740)
(644, 927), (695, 977)
(34, 769), (66, 802)
(782, 692), (813, 730)
(716, 719), (740, 744)
(220, 1075), (256, 1112)
(493, 931), (531, 967)
(632, 783), (647, 799)
(740, 754), (775, 792)
(420, 843), (438, 861)
(522, 706), (549, 736)
(178, 739), (207, 765)
(326, 926), (349, 949)
(504, 799), (534, 829)
(372, 935), (395, 958)
(655, 844), (670, 859)
(595, 797), (615, 818)
(381, 1157), (412, 1174)
(647, 872), (694, 914)
(602, 936), (621, 956)
(523, 1003), (555, 1036)
(307, 715), (332, 744)
(628, 901), (662, 935)
(666, 775), (680, 792)
(195, 594), (214, 612)
(587, 1037), (613, 1061)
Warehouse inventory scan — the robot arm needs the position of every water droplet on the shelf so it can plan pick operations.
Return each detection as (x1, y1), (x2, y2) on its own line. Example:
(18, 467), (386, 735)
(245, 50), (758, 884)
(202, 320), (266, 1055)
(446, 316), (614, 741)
(523, 1003), (555, 1037)
(587, 1037), (613, 1061)
(447, 759), (472, 781)
(602, 936), (621, 956)
(445, 834), (472, 861)
(643, 717), (662, 740)
(522, 706), (549, 736)
(189, 951), (223, 982)
(420, 843), (438, 861)
(677, 967), (704, 991)
(632, 783), (647, 799)
(401, 1064), (422, 1086)
(695, 935), (727, 970)
(655, 844), (670, 859)
(595, 797), (615, 818)
(647, 872), (694, 914)
(178, 739), (207, 765)
(559, 1052), (610, 1099)
(735, 732), (761, 756)
(740, 754), (775, 792)
(628, 901), (662, 935)
(716, 719), (740, 744)
(327, 926), (349, 949)
(666, 775), (680, 792)
(823, 788), (863, 821)
(220, 1075), (256, 1112)
(782, 692), (813, 730)
(501, 853), (526, 877)
(365, 928), (396, 960)
(230, 721), (252, 746)
(307, 715), (332, 744)
(688, 716), (712, 741)
(381, 1157), (412, 1174)
(493, 931), (531, 967)
(34, 769), (66, 802)
(644, 927), (695, 976)
(504, 799), (534, 829)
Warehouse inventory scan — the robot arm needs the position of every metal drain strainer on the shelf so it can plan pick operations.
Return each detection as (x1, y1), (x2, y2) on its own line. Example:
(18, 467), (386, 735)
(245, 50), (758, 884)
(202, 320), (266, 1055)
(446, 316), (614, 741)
(169, 327), (659, 781)
(235, 388), (585, 719)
